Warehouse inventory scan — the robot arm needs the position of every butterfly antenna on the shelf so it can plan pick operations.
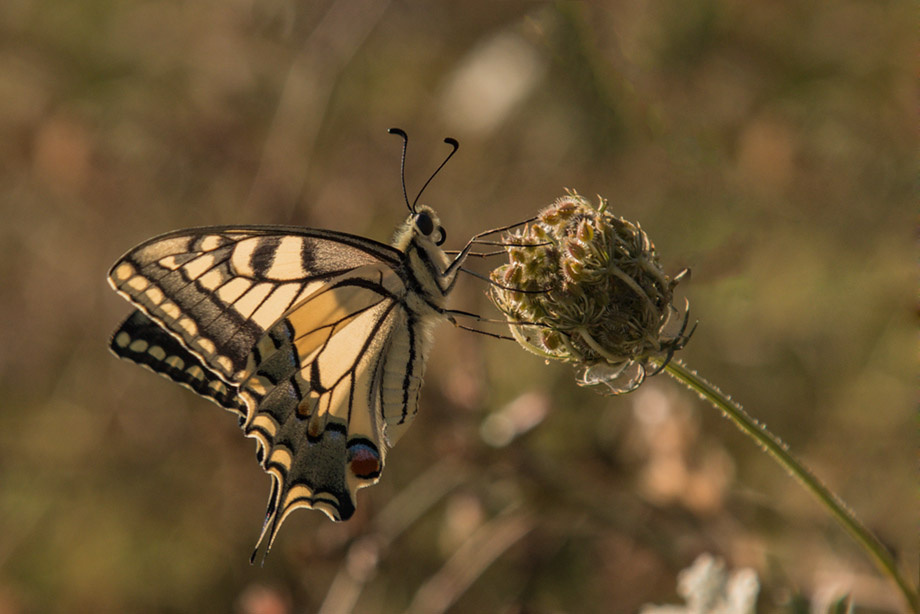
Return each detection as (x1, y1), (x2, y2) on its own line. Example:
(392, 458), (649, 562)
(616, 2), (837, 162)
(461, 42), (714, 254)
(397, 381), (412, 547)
(388, 127), (412, 212)
(412, 137), (459, 210)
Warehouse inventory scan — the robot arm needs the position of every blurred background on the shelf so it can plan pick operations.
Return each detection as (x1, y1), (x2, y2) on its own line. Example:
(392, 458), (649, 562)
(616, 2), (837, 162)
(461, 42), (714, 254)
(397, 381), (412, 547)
(0, 1), (914, 612)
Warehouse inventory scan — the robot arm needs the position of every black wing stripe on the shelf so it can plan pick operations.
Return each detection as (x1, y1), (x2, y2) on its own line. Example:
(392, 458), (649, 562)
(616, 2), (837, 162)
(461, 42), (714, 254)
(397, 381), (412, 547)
(250, 236), (282, 274)
(401, 315), (417, 422)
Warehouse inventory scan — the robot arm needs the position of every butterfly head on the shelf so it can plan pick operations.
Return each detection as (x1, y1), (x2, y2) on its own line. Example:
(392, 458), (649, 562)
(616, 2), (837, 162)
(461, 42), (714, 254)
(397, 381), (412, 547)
(394, 204), (447, 251)
(412, 205), (447, 246)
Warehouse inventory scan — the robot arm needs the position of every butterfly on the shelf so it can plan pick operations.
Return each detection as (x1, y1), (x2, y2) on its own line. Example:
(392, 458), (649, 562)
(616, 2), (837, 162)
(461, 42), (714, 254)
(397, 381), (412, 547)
(107, 129), (517, 560)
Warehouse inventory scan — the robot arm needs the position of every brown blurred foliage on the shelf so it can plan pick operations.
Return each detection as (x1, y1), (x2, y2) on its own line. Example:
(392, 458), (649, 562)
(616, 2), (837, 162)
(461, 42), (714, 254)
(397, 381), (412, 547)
(0, 1), (914, 612)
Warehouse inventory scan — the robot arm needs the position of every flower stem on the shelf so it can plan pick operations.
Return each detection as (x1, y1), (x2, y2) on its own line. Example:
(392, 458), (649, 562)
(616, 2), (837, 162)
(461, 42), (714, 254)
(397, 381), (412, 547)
(663, 359), (918, 613)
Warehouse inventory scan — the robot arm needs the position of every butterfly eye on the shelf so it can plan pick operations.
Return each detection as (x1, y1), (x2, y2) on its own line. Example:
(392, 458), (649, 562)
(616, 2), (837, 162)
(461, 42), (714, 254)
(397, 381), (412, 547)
(434, 226), (447, 246)
(415, 211), (434, 236)
(415, 211), (434, 237)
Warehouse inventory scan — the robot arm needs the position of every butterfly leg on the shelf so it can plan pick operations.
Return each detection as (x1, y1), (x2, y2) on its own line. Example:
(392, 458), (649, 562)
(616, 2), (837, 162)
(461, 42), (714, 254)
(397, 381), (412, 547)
(438, 217), (540, 294)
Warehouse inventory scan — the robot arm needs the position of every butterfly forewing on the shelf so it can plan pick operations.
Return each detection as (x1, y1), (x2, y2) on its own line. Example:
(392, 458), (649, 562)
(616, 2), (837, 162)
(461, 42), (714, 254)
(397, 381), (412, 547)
(109, 227), (403, 382)
(108, 220), (449, 559)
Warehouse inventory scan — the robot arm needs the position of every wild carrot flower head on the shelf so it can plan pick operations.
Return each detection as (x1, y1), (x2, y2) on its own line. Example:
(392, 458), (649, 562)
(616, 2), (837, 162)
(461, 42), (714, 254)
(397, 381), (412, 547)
(490, 191), (694, 394)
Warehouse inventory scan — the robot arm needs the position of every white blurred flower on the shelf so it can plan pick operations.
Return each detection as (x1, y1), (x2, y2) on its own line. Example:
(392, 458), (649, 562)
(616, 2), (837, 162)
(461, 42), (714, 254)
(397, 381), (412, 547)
(640, 554), (759, 614)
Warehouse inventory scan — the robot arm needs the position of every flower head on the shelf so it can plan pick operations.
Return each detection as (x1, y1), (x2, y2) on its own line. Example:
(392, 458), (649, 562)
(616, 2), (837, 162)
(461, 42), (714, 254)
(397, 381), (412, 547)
(490, 191), (694, 393)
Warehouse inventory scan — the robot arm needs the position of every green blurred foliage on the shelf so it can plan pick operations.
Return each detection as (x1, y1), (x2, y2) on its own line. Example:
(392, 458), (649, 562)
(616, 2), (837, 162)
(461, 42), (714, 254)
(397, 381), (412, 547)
(0, 0), (913, 612)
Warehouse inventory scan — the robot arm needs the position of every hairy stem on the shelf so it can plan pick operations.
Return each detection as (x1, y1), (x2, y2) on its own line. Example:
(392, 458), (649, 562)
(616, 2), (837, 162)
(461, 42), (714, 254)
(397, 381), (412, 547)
(663, 359), (918, 613)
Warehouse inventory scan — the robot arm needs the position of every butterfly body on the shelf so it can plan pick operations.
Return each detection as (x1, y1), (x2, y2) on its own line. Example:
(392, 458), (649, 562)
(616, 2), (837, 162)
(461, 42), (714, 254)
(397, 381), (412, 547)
(109, 205), (459, 556)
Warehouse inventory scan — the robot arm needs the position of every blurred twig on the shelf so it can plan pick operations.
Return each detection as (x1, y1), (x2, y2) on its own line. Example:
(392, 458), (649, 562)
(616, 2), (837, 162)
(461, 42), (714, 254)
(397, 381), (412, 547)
(316, 460), (469, 614)
(403, 507), (534, 614)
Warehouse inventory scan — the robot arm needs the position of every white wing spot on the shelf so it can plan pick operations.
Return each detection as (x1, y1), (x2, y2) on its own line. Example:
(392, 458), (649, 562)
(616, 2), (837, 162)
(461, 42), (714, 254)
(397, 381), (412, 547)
(182, 253), (216, 280)
(233, 283), (273, 319)
(165, 355), (185, 370)
(250, 283), (301, 330)
(199, 235), (227, 251)
(186, 365), (205, 381)
(268, 447), (293, 469)
(231, 237), (260, 277)
(148, 345), (166, 360)
(197, 337), (216, 356)
(217, 278), (252, 304)
(127, 276), (148, 292)
(161, 301), (181, 321)
(265, 236), (306, 280)
(113, 263), (134, 281)
(246, 376), (270, 396)
(251, 413), (278, 437)
(255, 335), (277, 359)
(176, 317), (199, 337)
(285, 485), (322, 511)
(145, 286), (165, 306)
(198, 269), (225, 291)
(216, 356), (233, 374)
(158, 256), (184, 271)
(114, 331), (131, 348)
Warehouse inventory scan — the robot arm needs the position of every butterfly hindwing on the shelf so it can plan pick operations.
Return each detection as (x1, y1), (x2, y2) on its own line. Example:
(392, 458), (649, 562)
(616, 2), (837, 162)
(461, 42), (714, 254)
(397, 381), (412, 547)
(234, 264), (433, 554)
(110, 310), (242, 413)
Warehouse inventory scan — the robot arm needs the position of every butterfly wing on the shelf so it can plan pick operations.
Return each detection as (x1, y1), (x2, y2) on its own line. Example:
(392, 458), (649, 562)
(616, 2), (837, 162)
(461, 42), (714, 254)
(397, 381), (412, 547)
(108, 227), (436, 556)
(111, 309), (242, 412)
